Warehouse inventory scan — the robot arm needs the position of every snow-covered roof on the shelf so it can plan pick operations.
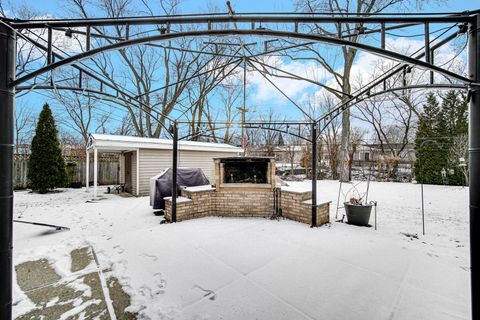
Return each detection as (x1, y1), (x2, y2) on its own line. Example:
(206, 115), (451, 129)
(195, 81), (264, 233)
(88, 133), (242, 153)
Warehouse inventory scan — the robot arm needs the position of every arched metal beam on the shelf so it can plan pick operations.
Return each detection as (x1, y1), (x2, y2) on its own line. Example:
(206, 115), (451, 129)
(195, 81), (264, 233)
(15, 84), (175, 137)
(14, 28), (150, 108)
(360, 83), (468, 100)
(5, 12), (474, 29)
(10, 29), (471, 87)
(245, 124), (311, 142)
(179, 126), (231, 141)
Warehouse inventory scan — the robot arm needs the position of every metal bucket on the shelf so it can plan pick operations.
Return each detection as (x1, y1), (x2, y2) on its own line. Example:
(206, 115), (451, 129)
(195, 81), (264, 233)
(344, 203), (373, 226)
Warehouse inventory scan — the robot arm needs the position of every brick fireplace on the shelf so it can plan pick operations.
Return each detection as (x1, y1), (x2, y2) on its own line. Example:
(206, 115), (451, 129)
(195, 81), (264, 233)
(164, 157), (330, 227)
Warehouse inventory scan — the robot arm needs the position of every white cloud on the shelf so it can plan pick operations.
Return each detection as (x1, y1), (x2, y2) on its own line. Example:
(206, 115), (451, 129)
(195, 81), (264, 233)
(240, 34), (466, 111)
(17, 14), (88, 65)
(246, 56), (330, 104)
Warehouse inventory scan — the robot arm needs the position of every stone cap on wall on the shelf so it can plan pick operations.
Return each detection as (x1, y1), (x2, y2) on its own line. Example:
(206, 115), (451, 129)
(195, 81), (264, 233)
(163, 196), (192, 204)
(183, 185), (216, 193)
(302, 199), (332, 206)
(281, 187), (312, 195)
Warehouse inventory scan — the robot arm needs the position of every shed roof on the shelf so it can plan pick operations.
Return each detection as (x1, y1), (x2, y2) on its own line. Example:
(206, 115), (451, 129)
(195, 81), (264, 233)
(88, 133), (242, 153)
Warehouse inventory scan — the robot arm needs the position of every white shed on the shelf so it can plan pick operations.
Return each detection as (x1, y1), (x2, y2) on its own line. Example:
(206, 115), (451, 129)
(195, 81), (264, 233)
(86, 134), (242, 197)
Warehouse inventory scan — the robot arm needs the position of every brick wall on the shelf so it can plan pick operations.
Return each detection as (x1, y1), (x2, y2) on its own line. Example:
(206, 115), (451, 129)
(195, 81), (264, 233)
(164, 187), (330, 227)
(281, 190), (330, 226)
(212, 190), (273, 217)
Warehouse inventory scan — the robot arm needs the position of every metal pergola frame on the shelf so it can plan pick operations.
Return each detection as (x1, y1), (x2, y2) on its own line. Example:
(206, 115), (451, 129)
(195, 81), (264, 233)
(0, 10), (479, 320)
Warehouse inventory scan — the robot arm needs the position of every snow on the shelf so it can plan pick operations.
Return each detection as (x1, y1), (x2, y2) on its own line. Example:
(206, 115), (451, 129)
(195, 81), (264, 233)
(183, 185), (216, 192)
(163, 196), (193, 203)
(13, 181), (470, 319)
(90, 133), (242, 153)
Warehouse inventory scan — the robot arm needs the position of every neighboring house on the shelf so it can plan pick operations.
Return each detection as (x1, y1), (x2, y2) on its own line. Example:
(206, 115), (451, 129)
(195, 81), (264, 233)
(86, 134), (242, 197)
(250, 144), (307, 166)
(351, 143), (415, 165)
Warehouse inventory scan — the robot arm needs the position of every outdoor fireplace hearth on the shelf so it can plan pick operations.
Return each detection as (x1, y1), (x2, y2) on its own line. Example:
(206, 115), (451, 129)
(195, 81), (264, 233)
(164, 156), (330, 227)
(214, 157), (276, 190)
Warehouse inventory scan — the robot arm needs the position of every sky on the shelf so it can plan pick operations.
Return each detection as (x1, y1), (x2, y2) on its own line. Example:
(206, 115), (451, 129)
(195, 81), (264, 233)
(5, 0), (480, 141)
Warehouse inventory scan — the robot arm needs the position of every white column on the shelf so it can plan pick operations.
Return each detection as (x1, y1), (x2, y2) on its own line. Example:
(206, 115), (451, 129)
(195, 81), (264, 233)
(86, 149), (89, 191)
(136, 148), (140, 196)
(93, 147), (98, 198)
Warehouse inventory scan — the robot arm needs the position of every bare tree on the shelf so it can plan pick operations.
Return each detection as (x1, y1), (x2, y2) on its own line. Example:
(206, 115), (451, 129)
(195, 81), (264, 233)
(259, 109), (281, 156)
(284, 134), (305, 175)
(63, 0), (236, 138)
(291, 0), (422, 181)
(50, 75), (100, 146)
(14, 103), (35, 154)
(355, 93), (416, 179)
(0, 4), (46, 79)
(112, 114), (135, 136)
(348, 127), (366, 180)
(305, 92), (342, 179)
(182, 51), (242, 141)
(203, 77), (242, 143)
(352, 57), (421, 180)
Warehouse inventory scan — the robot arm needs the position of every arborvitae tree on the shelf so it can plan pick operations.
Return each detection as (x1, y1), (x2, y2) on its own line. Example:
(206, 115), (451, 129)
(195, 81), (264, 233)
(414, 91), (468, 185)
(28, 103), (67, 193)
(440, 90), (468, 185)
(414, 93), (443, 184)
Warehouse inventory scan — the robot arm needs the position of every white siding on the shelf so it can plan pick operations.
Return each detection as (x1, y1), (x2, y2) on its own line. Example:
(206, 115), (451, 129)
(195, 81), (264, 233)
(138, 149), (170, 196)
(119, 154), (125, 184)
(137, 148), (237, 196)
(177, 150), (222, 181)
(131, 151), (137, 195)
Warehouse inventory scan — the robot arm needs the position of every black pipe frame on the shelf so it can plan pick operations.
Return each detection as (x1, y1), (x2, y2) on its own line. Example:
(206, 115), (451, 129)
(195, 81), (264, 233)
(4, 13), (474, 29)
(468, 14), (480, 320)
(10, 28), (472, 88)
(172, 123), (178, 223)
(0, 23), (15, 320)
(0, 10), (479, 320)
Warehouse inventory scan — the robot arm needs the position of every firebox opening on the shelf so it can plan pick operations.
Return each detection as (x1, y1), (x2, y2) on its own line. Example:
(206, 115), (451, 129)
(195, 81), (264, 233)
(222, 158), (269, 184)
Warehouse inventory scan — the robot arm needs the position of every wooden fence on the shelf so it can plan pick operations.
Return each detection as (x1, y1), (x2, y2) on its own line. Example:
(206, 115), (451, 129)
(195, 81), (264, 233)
(13, 154), (120, 189)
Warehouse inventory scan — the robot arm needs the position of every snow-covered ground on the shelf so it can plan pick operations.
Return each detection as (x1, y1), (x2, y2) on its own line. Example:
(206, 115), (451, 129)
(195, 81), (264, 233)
(13, 180), (470, 319)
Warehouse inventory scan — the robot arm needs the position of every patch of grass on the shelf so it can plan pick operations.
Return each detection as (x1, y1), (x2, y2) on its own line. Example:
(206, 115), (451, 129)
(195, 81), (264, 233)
(70, 247), (93, 273)
(107, 277), (137, 320)
(15, 259), (61, 292)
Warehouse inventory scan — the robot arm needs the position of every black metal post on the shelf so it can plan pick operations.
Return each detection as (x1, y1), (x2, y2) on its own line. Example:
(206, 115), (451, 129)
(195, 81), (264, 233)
(242, 56), (246, 156)
(0, 23), (16, 320)
(420, 149), (425, 236)
(172, 123), (178, 223)
(468, 13), (480, 320)
(311, 122), (317, 227)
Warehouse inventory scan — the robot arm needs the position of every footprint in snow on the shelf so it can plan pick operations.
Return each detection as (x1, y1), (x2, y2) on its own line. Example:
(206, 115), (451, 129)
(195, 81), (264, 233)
(113, 245), (125, 254)
(193, 285), (216, 301)
(140, 253), (158, 261)
(139, 285), (153, 298)
(153, 273), (166, 294)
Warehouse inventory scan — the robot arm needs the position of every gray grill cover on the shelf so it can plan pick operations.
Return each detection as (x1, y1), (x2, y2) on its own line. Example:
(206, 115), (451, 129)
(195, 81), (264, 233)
(153, 168), (210, 210)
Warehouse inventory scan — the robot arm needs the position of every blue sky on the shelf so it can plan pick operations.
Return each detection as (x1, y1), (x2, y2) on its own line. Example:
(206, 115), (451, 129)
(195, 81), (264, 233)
(6, 0), (480, 140)
(19, 0), (295, 14)
(16, 0), (480, 15)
